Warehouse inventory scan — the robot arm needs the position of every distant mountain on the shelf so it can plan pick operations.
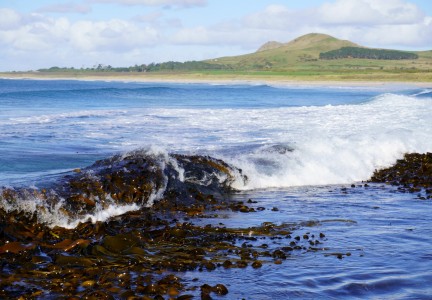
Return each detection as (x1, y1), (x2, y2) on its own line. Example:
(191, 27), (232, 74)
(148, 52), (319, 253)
(261, 33), (359, 52)
(204, 33), (431, 72)
(205, 33), (363, 69)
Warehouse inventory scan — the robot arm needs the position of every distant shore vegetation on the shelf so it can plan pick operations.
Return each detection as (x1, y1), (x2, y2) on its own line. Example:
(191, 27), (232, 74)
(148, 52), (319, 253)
(319, 47), (419, 60)
(37, 47), (422, 74)
(38, 61), (232, 73)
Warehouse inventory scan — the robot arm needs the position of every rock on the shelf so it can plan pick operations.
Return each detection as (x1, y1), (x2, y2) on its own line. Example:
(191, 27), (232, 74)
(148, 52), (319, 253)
(370, 152), (432, 199)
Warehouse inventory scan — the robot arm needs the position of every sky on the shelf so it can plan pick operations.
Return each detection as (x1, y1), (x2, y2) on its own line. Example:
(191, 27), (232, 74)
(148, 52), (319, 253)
(1, 0), (431, 71)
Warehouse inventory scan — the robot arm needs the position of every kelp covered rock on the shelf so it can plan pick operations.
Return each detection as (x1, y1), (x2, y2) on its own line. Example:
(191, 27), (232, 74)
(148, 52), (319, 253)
(59, 151), (244, 209)
(0, 150), (329, 299)
(370, 152), (432, 199)
(0, 151), (246, 227)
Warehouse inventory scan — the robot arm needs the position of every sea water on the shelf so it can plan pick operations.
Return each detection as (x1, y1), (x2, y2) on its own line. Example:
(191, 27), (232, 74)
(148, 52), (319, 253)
(1, 78), (432, 298)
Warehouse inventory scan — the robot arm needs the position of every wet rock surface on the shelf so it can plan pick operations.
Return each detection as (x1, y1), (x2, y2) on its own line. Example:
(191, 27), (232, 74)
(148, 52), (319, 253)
(0, 203), (329, 299)
(0, 152), (330, 299)
(2, 151), (430, 298)
(370, 152), (432, 200)
(57, 152), (244, 212)
(1, 152), (245, 225)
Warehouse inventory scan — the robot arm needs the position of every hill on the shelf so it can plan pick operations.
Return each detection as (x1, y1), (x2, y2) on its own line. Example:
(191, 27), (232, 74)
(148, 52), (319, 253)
(205, 33), (361, 69)
(204, 33), (430, 72)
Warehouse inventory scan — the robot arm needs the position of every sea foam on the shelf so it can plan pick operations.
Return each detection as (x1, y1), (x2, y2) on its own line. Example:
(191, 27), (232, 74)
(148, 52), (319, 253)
(224, 93), (432, 189)
(1, 82), (431, 227)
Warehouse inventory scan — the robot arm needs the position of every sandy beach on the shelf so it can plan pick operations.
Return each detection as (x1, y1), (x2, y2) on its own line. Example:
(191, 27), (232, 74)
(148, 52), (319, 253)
(1, 72), (431, 88)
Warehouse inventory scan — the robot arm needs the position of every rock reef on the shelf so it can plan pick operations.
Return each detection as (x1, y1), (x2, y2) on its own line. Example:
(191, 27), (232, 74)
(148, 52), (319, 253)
(1, 151), (245, 226)
(1, 151), (431, 298)
(370, 152), (432, 200)
(0, 152), (329, 299)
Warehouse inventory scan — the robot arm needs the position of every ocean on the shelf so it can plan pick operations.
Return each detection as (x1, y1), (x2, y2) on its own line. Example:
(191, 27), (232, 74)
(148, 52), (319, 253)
(1, 78), (432, 299)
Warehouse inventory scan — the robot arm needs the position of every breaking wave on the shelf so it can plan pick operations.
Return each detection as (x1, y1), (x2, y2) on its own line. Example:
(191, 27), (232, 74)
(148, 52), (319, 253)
(8, 110), (127, 125)
(1, 81), (432, 228)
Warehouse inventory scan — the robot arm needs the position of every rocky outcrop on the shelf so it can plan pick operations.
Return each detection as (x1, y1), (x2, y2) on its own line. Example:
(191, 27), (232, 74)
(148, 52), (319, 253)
(370, 152), (432, 199)
(0, 151), (247, 225)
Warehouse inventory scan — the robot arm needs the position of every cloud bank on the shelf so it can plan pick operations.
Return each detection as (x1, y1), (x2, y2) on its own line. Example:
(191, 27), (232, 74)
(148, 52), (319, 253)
(0, 0), (431, 71)
(89, 0), (206, 8)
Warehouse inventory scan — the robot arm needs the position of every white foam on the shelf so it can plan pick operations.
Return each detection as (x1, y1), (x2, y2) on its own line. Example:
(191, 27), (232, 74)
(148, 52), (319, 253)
(119, 146), (186, 207)
(411, 89), (432, 97)
(0, 189), (140, 229)
(58, 203), (140, 229)
(8, 110), (127, 125)
(3, 91), (432, 211)
(224, 93), (432, 189)
(92, 92), (429, 190)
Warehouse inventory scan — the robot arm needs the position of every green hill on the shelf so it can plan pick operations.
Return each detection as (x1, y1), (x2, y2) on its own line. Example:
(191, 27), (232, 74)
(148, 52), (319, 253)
(204, 33), (432, 78)
(205, 33), (360, 69)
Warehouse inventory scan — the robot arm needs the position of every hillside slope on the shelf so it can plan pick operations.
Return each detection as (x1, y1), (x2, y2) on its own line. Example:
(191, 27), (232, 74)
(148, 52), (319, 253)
(205, 33), (431, 74)
(256, 41), (284, 52)
(207, 33), (359, 69)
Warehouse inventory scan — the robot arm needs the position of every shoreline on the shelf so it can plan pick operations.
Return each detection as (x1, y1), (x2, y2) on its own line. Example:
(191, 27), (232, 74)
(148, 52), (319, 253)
(1, 72), (431, 88)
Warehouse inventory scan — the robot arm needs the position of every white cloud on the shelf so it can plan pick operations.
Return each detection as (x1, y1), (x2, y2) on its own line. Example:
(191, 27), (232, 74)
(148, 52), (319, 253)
(358, 18), (432, 47)
(172, 26), (209, 44)
(318, 0), (424, 25)
(171, 24), (264, 48)
(133, 11), (163, 23)
(238, 0), (432, 49)
(0, 14), (70, 51)
(37, 3), (92, 14)
(89, 0), (206, 7)
(0, 8), (163, 71)
(0, 8), (22, 30)
(243, 5), (299, 30)
(0, 0), (431, 71)
(70, 19), (160, 52)
(0, 9), (161, 53)
(243, 0), (425, 30)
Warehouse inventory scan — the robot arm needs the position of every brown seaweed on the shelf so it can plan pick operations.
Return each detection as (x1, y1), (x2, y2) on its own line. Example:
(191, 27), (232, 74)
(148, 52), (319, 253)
(0, 153), (329, 299)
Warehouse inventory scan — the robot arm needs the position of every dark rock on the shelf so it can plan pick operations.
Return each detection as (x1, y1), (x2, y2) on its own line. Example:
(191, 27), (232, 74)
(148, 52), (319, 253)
(370, 152), (432, 199)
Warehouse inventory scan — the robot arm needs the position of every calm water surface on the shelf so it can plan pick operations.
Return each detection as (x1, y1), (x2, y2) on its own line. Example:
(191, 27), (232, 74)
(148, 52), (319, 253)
(189, 185), (432, 299)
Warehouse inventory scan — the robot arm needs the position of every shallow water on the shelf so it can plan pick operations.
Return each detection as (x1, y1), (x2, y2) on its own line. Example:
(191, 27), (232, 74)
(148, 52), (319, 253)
(1, 79), (432, 298)
(187, 184), (432, 299)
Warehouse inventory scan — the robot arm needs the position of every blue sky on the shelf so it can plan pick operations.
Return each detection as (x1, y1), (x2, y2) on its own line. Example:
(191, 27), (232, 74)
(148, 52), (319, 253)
(1, 0), (431, 71)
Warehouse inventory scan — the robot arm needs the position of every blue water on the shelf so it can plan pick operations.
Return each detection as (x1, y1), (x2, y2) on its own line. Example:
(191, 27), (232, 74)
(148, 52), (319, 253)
(0, 79), (375, 185)
(0, 79), (426, 186)
(1, 78), (432, 298)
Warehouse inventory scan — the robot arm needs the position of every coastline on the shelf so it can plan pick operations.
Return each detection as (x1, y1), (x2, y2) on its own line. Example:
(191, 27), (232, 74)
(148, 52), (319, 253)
(1, 71), (431, 88)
